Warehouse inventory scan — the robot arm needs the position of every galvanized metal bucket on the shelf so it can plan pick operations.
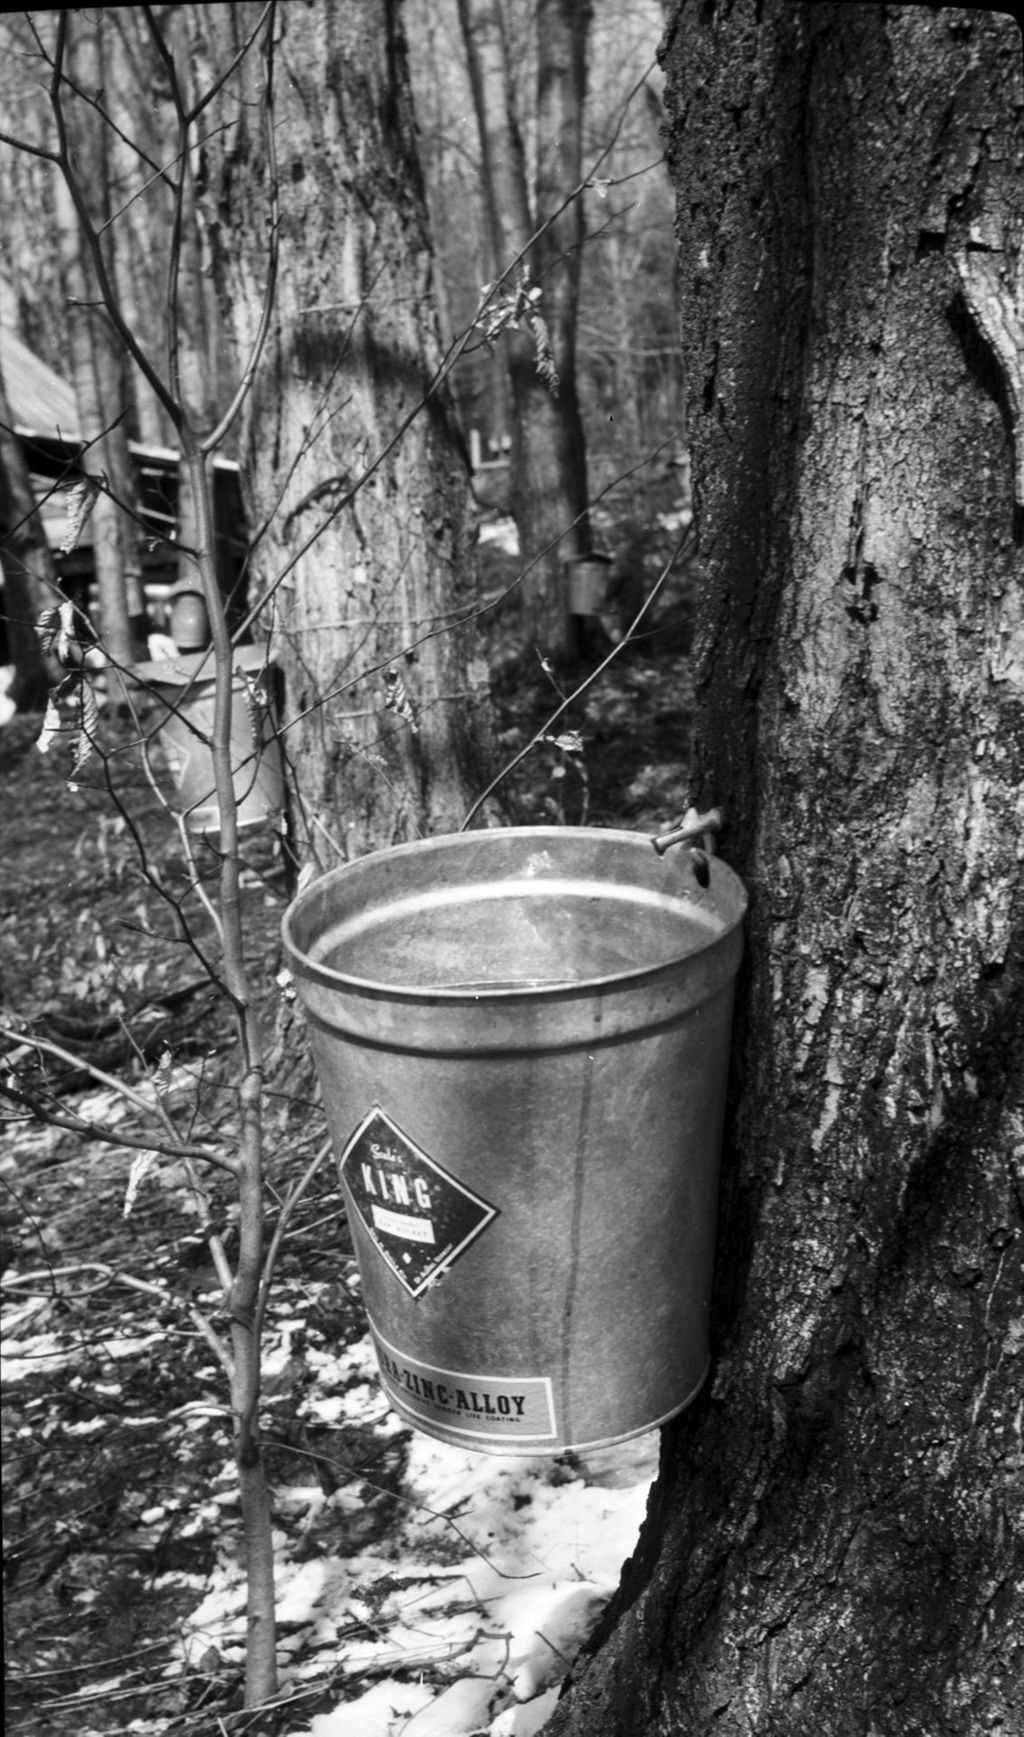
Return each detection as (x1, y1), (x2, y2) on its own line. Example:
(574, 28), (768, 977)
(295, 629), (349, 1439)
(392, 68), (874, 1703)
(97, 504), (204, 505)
(130, 644), (283, 835)
(283, 827), (746, 1454)
(566, 552), (614, 616)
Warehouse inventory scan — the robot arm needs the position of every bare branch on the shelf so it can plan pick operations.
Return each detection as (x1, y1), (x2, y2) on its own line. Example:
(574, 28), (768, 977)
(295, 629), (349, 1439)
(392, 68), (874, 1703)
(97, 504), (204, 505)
(460, 522), (697, 827)
(185, 0), (276, 125)
(139, 4), (188, 125)
(90, 733), (234, 1000)
(97, 122), (231, 236)
(0, 126), (59, 163)
(263, 1434), (543, 1581)
(0, 1091), (234, 1173)
(270, 440), (675, 744)
(0, 1020), (206, 1137)
(44, 12), (182, 430)
(0, 1260), (234, 1376)
(252, 1136), (333, 1362)
(229, 114), (654, 637)
(202, 7), (280, 454)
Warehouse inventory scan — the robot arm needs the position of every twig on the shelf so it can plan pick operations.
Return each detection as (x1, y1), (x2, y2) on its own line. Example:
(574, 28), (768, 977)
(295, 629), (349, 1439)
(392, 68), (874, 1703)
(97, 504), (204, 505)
(231, 58), (662, 628)
(0, 1259), (233, 1374)
(0, 1081), (229, 1169)
(0, 1019), (231, 1153)
(263, 1436), (541, 1581)
(272, 440), (675, 750)
(460, 522), (696, 826)
(199, 5), (281, 454)
(8, 1637), (174, 1682)
(45, 14), (183, 431)
(251, 1136), (334, 1366)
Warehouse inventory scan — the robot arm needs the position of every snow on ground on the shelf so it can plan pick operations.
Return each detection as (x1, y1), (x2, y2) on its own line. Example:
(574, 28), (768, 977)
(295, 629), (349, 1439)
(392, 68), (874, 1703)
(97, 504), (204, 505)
(3, 1119), (660, 1733)
(179, 1327), (657, 1736)
(3, 1272), (656, 1734)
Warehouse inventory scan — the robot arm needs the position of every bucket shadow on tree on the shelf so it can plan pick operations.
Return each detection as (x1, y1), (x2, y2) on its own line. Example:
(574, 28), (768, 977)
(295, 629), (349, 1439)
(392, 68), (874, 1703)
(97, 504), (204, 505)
(283, 827), (746, 1453)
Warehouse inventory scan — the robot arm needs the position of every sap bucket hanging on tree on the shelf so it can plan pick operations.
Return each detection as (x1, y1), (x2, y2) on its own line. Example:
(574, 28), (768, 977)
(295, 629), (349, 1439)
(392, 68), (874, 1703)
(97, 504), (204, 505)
(282, 824), (746, 1455)
(130, 644), (284, 836)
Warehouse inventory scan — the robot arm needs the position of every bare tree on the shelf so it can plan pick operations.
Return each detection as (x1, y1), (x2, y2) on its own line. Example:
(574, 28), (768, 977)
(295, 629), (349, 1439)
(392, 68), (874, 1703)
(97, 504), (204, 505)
(458, 0), (593, 655)
(1, 8), (286, 1706)
(53, 9), (149, 666)
(2, 3), (501, 1710)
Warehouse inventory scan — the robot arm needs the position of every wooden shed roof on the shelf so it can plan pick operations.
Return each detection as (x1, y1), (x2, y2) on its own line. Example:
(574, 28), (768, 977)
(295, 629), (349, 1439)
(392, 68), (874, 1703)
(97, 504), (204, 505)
(0, 322), (80, 444)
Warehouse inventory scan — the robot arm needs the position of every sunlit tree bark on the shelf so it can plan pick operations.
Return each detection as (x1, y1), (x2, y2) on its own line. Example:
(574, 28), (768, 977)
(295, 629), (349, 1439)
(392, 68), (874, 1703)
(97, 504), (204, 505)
(191, 0), (493, 862)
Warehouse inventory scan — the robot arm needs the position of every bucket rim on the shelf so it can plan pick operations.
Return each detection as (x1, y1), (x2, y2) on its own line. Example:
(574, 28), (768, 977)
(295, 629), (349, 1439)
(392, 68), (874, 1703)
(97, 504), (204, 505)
(128, 642), (275, 687)
(282, 824), (747, 1006)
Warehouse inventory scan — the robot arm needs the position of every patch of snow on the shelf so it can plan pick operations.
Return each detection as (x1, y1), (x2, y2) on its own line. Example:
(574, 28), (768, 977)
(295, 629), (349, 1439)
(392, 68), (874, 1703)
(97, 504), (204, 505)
(73, 1086), (130, 1124)
(396, 1677), (497, 1734)
(3, 1333), (77, 1381)
(655, 505), (693, 534)
(173, 1290), (657, 1737)
(489, 1690), (561, 1735)
(106, 1331), (166, 1360)
(306, 1677), (434, 1736)
(269, 1425), (651, 1733)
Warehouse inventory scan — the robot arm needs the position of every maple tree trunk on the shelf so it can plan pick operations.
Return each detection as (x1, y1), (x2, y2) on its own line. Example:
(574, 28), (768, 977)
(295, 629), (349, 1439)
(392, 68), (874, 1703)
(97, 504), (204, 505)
(192, 0), (493, 860)
(547, 6), (1024, 1733)
(520, 0), (593, 633)
(458, 0), (593, 656)
(56, 12), (148, 668)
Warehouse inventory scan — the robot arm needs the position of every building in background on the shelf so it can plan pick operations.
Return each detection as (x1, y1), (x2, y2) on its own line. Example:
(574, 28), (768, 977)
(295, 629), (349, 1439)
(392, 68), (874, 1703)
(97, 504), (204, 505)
(0, 320), (246, 651)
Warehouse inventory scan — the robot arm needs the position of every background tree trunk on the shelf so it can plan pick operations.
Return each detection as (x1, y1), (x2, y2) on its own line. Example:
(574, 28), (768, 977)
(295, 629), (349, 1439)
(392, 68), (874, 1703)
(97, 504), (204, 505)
(548, 6), (1023, 1733)
(458, 0), (593, 656)
(193, 0), (493, 862)
(0, 356), (58, 710)
(521, 0), (593, 630)
(57, 12), (148, 667)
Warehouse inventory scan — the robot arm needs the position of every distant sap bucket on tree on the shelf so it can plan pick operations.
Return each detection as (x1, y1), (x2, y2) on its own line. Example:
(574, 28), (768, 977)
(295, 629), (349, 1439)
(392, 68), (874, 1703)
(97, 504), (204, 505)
(565, 552), (615, 617)
(282, 827), (747, 1455)
(130, 643), (284, 836)
(168, 585), (211, 653)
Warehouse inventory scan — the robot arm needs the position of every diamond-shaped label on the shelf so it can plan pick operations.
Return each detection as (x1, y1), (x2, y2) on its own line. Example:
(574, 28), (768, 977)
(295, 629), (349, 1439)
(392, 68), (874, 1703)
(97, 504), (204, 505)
(339, 1107), (498, 1299)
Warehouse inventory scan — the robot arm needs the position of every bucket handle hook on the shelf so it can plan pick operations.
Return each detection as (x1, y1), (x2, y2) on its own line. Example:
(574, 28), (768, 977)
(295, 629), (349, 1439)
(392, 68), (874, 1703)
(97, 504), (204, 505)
(651, 807), (723, 887)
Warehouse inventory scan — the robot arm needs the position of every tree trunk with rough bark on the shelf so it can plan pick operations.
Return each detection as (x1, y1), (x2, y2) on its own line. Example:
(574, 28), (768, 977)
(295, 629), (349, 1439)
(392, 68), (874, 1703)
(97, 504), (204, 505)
(547, 6), (1024, 1733)
(458, 0), (593, 656)
(57, 13), (148, 668)
(192, 0), (493, 863)
(526, 0), (592, 628)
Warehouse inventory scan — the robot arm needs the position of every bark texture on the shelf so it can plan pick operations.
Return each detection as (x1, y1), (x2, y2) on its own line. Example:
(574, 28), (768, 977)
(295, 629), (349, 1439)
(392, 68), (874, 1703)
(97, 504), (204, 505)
(458, 0), (593, 654)
(526, 0), (593, 610)
(57, 12), (148, 667)
(193, 0), (492, 860)
(548, 6), (1024, 1733)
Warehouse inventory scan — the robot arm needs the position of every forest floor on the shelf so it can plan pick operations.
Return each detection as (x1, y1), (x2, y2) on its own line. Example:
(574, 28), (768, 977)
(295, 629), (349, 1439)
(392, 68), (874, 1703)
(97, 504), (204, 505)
(1, 503), (696, 1737)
